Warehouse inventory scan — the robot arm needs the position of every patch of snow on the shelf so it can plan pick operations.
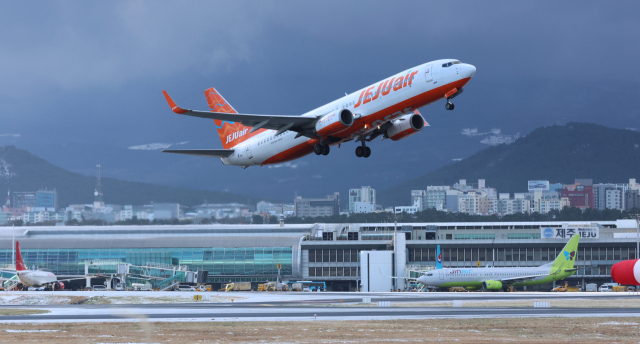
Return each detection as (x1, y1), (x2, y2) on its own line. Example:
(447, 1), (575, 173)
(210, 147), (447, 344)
(5, 329), (58, 332)
(128, 143), (173, 150)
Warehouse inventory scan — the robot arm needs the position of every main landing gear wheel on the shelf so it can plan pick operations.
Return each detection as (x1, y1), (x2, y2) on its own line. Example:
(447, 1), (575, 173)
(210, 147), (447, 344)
(315, 144), (330, 156)
(355, 146), (371, 158)
(445, 102), (455, 110)
(322, 144), (330, 155)
(363, 146), (371, 158)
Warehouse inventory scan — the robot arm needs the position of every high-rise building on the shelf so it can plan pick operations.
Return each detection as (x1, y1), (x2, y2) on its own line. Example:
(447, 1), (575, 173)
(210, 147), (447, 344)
(12, 192), (36, 208)
(295, 193), (340, 217)
(349, 187), (376, 213)
(561, 179), (594, 209)
(411, 190), (427, 211)
(594, 183), (628, 210)
(35, 189), (58, 210)
(426, 186), (449, 210)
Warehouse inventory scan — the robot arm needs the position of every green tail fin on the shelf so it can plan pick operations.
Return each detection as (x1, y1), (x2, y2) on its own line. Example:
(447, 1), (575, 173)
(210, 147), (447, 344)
(551, 234), (580, 273)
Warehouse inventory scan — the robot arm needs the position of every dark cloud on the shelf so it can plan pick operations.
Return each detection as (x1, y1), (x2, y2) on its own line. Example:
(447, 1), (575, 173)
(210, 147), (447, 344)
(1, 1), (639, 201)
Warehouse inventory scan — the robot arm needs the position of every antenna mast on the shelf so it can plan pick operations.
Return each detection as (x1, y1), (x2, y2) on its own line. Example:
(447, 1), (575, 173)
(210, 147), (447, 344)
(94, 164), (104, 210)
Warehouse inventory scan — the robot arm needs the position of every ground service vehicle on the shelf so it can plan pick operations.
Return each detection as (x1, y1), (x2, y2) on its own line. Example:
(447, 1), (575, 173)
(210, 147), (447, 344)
(115, 283), (125, 291)
(220, 282), (251, 292)
(132, 283), (152, 291)
(585, 283), (597, 292)
(178, 285), (196, 291)
(598, 285), (612, 292)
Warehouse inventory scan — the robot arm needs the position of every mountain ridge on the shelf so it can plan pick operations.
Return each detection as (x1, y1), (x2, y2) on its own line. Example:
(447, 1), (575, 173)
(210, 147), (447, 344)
(0, 145), (271, 208)
(378, 122), (640, 207)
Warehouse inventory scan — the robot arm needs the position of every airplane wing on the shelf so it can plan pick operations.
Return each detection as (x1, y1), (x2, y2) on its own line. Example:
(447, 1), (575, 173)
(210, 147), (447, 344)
(163, 91), (318, 136)
(161, 149), (234, 158)
(499, 273), (549, 284)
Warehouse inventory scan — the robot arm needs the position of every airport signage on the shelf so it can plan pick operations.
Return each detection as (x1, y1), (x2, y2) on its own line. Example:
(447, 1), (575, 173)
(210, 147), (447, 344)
(528, 180), (550, 191)
(541, 227), (599, 239)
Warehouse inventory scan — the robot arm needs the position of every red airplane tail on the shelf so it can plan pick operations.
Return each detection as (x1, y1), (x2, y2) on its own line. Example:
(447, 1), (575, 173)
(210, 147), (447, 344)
(204, 87), (261, 149)
(15, 241), (26, 271)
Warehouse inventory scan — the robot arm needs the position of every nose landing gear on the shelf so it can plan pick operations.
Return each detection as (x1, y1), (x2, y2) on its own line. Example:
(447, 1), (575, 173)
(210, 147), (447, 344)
(445, 102), (455, 110)
(314, 143), (330, 156)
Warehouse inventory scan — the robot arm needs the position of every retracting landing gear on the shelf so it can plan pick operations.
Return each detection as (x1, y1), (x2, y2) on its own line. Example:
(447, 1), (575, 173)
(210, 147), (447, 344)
(445, 102), (455, 110)
(355, 137), (371, 158)
(314, 143), (330, 156)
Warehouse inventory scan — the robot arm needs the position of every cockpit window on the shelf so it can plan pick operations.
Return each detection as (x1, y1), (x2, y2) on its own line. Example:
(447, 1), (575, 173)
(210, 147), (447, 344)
(426, 273), (433, 276)
(442, 61), (461, 67)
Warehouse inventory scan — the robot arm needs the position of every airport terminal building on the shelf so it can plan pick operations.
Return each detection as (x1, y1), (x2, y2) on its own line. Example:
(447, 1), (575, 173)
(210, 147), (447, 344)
(0, 219), (637, 290)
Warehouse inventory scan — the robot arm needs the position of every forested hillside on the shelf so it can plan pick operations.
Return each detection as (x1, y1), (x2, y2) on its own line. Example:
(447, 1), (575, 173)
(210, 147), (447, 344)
(379, 123), (640, 206)
(0, 146), (268, 208)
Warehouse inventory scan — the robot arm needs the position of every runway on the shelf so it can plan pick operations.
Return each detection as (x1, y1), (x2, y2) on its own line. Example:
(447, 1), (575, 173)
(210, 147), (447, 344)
(2, 291), (640, 322)
(2, 306), (640, 322)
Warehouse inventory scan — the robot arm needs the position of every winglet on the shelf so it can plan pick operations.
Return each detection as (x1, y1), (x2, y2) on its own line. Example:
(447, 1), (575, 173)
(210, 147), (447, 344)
(162, 90), (189, 114)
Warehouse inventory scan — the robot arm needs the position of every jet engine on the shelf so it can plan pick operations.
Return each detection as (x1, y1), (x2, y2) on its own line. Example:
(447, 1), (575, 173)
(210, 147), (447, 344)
(55, 282), (65, 290)
(385, 113), (426, 141)
(482, 280), (503, 290)
(315, 109), (354, 137)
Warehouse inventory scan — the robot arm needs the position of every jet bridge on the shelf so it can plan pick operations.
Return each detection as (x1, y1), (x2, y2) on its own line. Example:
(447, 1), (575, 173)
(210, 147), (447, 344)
(84, 260), (199, 290)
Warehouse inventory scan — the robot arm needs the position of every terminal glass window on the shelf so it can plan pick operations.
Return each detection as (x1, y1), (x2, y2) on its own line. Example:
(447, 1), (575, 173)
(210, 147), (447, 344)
(631, 247), (637, 260)
(497, 249), (505, 261)
(578, 248), (584, 261)
(534, 249), (541, 261)
(323, 250), (330, 262)
(330, 250), (337, 262)
(505, 249), (512, 261)
(337, 250), (344, 262)
(527, 248), (534, 261)
(472, 249), (479, 262)
(308, 250), (316, 263)
(607, 248), (613, 261)
(584, 248), (591, 260)
(464, 249), (472, 262)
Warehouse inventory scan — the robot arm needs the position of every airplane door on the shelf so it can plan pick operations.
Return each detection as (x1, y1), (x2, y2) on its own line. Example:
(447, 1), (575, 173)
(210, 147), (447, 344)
(245, 146), (253, 159)
(425, 64), (433, 83)
(439, 272), (444, 280)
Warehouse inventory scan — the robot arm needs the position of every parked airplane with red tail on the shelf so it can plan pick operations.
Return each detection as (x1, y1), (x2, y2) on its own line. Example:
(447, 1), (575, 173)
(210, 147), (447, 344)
(162, 59), (476, 167)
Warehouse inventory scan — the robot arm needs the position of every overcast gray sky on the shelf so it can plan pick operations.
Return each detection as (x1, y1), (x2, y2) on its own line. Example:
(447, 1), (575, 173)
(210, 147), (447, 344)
(1, 1), (639, 199)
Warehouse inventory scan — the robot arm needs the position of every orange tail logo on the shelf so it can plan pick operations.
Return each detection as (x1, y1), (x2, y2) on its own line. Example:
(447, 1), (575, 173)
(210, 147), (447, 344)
(204, 88), (263, 149)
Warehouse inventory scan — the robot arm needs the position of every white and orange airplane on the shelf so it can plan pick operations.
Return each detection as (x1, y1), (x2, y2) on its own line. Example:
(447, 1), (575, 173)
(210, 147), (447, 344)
(162, 59), (476, 167)
(14, 241), (64, 290)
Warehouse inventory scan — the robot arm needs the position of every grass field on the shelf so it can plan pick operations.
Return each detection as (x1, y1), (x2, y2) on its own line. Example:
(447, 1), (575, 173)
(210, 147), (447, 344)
(1, 318), (639, 343)
(0, 309), (49, 316)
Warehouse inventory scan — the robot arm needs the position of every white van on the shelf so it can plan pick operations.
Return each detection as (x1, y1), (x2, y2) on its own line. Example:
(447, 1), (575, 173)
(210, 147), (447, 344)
(598, 285), (612, 292)
(177, 285), (196, 291)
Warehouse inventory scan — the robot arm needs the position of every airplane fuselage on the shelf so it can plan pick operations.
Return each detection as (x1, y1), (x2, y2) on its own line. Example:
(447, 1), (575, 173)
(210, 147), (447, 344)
(418, 266), (575, 289)
(221, 59), (475, 166)
(17, 270), (57, 287)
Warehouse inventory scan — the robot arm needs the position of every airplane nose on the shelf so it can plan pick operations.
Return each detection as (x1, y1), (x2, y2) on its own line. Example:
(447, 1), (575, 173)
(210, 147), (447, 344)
(462, 63), (476, 78)
(464, 64), (476, 78)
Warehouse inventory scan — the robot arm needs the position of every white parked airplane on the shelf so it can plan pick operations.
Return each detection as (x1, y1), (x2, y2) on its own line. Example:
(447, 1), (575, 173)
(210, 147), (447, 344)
(417, 235), (580, 291)
(14, 241), (65, 290)
(162, 59), (476, 167)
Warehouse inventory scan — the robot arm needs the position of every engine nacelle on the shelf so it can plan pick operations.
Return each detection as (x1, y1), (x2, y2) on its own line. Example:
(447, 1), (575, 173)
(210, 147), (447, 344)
(483, 280), (503, 290)
(385, 113), (426, 141)
(315, 109), (354, 137)
(56, 282), (65, 290)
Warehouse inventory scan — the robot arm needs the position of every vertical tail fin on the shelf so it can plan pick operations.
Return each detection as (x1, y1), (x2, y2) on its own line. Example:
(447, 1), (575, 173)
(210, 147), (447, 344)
(204, 87), (260, 149)
(551, 234), (580, 273)
(15, 241), (26, 271)
(436, 245), (442, 269)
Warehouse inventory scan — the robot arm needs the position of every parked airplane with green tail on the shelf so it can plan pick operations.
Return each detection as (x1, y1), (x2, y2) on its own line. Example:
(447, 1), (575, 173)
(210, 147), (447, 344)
(417, 234), (580, 291)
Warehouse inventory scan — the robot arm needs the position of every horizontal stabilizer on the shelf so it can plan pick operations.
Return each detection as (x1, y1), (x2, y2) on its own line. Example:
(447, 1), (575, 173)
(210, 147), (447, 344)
(161, 149), (234, 158)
